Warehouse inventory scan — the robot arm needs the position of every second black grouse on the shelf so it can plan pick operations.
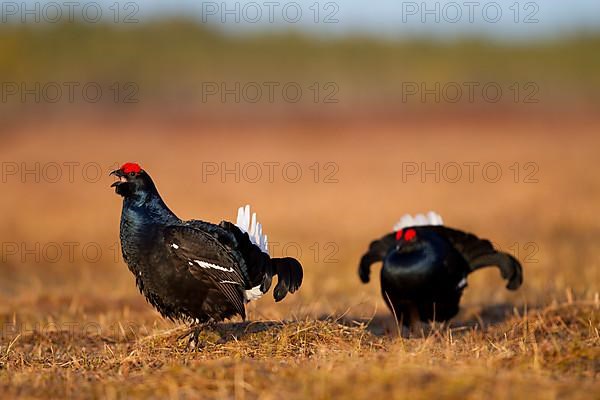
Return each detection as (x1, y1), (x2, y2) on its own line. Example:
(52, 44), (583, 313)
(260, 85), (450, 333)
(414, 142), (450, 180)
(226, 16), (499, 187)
(359, 212), (523, 327)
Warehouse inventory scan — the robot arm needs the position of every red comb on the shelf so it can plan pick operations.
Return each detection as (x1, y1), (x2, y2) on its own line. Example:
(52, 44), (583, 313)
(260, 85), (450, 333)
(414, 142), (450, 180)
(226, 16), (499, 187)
(404, 229), (417, 241)
(121, 162), (142, 174)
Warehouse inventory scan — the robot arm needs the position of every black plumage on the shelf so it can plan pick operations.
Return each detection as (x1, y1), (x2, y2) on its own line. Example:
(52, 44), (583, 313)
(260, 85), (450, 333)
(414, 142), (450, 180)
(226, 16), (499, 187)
(359, 218), (523, 327)
(110, 163), (303, 327)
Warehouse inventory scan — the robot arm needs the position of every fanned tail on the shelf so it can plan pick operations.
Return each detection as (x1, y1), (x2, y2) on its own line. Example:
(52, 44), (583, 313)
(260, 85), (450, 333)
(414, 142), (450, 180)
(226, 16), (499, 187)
(225, 204), (303, 302)
(236, 204), (269, 254)
(393, 211), (444, 231)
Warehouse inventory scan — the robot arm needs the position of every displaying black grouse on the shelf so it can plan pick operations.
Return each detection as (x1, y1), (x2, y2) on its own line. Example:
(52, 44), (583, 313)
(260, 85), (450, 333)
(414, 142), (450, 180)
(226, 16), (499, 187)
(359, 212), (523, 328)
(110, 162), (303, 337)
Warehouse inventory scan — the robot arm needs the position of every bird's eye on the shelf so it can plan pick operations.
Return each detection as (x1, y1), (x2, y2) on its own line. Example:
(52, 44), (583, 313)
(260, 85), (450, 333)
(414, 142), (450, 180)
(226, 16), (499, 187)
(129, 172), (136, 177)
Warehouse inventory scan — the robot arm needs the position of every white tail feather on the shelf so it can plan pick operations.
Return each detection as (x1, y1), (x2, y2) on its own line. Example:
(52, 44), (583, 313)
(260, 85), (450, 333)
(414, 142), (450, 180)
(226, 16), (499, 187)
(244, 285), (263, 302)
(393, 211), (444, 231)
(235, 204), (269, 254)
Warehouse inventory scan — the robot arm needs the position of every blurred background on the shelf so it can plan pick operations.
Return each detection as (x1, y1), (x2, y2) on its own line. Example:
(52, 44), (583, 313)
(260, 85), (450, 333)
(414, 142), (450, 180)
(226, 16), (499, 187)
(1, 0), (599, 331)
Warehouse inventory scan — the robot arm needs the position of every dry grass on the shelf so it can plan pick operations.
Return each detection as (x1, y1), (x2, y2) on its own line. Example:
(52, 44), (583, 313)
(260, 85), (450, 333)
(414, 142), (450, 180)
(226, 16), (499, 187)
(0, 114), (599, 398)
(0, 301), (598, 399)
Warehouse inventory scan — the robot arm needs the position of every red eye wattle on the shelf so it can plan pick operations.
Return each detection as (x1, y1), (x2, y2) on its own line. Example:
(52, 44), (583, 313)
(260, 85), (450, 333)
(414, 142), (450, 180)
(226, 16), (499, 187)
(121, 162), (142, 174)
(404, 229), (417, 241)
(395, 230), (403, 241)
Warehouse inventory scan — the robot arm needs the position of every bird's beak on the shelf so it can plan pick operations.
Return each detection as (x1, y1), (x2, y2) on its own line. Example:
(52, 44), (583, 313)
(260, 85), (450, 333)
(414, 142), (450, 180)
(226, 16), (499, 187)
(110, 169), (126, 187)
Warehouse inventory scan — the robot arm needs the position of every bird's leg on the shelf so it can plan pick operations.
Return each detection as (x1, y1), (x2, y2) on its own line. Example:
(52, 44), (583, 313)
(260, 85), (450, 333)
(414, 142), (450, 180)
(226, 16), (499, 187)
(188, 324), (204, 349)
(408, 306), (424, 337)
(179, 320), (217, 350)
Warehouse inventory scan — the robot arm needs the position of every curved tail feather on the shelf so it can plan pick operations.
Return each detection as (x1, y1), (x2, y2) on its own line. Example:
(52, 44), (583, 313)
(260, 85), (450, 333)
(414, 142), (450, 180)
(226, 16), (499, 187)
(358, 233), (396, 283)
(269, 257), (303, 302)
(427, 225), (524, 291)
(470, 252), (523, 290)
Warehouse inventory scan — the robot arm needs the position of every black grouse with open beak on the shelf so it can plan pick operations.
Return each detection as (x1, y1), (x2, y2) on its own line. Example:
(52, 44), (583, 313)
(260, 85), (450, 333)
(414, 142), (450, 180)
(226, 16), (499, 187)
(109, 161), (304, 347)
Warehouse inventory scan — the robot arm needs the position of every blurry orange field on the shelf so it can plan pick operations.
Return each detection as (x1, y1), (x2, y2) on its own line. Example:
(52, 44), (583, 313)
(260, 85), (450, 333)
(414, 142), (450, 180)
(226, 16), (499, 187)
(0, 114), (598, 399)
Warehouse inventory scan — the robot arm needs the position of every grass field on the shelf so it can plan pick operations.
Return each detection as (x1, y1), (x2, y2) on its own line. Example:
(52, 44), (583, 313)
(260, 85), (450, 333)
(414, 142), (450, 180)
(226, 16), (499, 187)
(0, 113), (599, 398)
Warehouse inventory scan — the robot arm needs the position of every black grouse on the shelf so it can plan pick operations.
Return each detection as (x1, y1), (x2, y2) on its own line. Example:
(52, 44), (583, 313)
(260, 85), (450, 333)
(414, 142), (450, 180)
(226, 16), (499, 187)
(358, 212), (523, 328)
(110, 162), (303, 339)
